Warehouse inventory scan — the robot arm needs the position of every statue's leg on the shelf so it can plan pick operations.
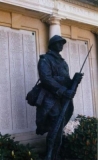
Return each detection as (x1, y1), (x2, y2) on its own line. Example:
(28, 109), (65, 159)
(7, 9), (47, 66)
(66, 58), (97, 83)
(53, 100), (74, 160)
(45, 116), (59, 160)
(44, 102), (60, 160)
(52, 120), (64, 160)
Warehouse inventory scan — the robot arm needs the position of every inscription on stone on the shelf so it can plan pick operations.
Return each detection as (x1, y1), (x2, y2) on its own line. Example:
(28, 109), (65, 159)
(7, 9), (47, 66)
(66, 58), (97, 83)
(0, 30), (12, 130)
(23, 32), (37, 130)
(61, 42), (70, 66)
(79, 43), (93, 116)
(57, 1), (98, 21)
(39, 0), (54, 7)
(9, 31), (27, 130)
(19, 0), (54, 7)
(0, 27), (38, 134)
(69, 41), (83, 118)
(62, 38), (93, 117)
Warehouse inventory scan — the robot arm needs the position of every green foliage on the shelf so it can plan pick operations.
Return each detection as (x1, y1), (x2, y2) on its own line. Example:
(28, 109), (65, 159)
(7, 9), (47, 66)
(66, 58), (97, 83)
(61, 115), (97, 160)
(0, 133), (39, 160)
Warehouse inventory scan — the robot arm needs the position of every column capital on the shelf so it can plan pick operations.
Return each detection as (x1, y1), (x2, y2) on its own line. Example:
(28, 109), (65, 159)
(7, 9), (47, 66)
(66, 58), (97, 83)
(41, 14), (61, 25)
(48, 15), (61, 25)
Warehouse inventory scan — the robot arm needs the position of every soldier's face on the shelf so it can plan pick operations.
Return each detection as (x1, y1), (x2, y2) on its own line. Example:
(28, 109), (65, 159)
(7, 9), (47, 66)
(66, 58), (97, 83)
(52, 41), (64, 52)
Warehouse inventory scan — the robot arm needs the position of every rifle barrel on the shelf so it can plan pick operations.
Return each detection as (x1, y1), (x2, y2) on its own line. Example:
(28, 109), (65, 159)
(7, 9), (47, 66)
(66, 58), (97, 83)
(80, 44), (93, 73)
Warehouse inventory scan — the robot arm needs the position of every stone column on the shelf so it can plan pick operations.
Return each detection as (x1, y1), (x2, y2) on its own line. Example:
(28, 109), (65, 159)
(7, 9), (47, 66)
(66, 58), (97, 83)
(48, 15), (61, 39)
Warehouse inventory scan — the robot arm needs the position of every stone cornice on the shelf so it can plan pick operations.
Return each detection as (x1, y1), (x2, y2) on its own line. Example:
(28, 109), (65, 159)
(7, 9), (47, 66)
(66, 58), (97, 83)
(0, 0), (54, 14)
(63, 0), (98, 11)
(57, 1), (98, 27)
(0, 0), (98, 28)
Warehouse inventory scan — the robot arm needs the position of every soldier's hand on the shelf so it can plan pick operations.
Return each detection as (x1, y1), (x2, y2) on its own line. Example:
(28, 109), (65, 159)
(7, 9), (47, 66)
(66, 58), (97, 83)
(64, 89), (75, 99)
(73, 72), (84, 84)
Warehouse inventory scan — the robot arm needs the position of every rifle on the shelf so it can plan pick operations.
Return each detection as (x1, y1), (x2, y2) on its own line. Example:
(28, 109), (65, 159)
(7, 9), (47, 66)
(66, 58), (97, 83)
(46, 44), (93, 160)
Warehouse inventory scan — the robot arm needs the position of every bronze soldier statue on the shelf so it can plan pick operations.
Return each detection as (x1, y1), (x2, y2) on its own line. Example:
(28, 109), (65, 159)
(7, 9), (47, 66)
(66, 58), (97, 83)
(36, 35), (83, 160)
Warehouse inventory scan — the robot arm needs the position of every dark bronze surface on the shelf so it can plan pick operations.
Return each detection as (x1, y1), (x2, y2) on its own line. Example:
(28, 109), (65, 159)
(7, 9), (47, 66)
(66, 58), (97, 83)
(35, 35), (83, 160)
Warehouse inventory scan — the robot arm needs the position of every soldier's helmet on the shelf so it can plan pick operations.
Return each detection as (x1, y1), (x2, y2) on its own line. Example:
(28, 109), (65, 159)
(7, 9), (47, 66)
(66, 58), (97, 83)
(48, 35), (66, 49)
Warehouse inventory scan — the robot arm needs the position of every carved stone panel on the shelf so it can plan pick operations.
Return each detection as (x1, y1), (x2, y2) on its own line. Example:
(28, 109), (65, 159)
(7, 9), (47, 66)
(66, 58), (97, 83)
(9, 31), (27, 130)
(0, 27), (38, 134)
(23, 31), (37, 130)
(61, 41), (70, 67)
(0, 30), (12, 131)
(69, 40), (84, 118)
(62, 38), (93, 117)
(79, 42), (93, 116)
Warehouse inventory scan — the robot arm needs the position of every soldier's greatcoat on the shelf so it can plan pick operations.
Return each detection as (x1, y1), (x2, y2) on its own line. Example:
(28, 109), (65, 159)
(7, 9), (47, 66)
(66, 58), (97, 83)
(36, 50), (74, 135)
